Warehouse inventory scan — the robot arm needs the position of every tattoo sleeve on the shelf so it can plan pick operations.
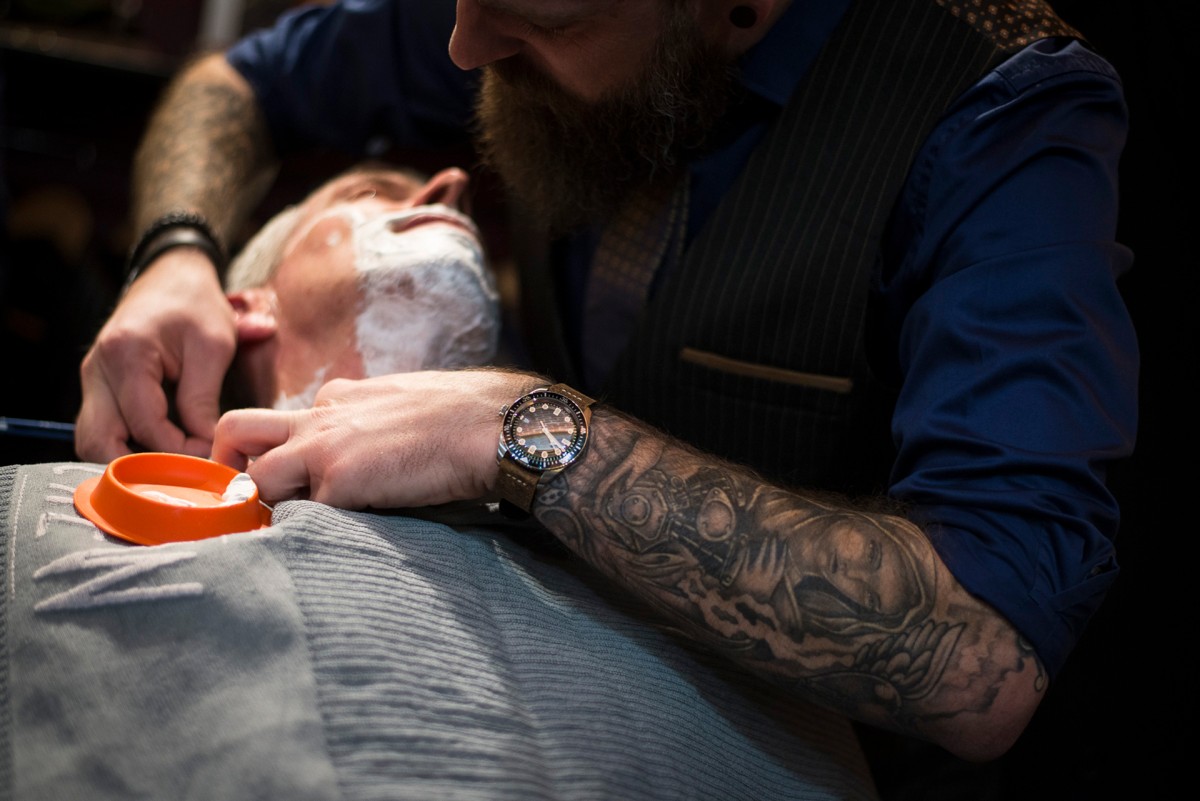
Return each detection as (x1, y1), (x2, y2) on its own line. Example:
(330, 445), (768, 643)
(533, 406), (1045, 745)
(132, 55), (278, 245)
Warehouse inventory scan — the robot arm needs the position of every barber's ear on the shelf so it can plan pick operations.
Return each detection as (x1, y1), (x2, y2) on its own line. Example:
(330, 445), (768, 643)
(227, 287), (279, 343)
(706, 0), (779, 53)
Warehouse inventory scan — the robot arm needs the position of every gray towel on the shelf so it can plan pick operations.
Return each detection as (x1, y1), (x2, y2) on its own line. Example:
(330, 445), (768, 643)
(0, 463), (878, 801)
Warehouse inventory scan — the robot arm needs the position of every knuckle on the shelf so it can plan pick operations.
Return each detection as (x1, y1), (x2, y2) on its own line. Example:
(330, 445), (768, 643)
(213, 411), (243, 439)
(318, 377), (356, 398)
(93, 325), (148, 365)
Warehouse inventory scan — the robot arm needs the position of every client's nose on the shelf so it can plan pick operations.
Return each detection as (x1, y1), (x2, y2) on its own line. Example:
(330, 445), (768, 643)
(412, 168), (471, 211)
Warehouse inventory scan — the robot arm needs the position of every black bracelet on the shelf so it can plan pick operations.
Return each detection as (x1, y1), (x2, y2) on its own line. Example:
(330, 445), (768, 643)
(125, 211), (226, 291)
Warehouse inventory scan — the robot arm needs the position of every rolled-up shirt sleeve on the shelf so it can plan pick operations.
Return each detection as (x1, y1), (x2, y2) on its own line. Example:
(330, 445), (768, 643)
(876, 39), (1138, 679)
(225, 0), (475, 155)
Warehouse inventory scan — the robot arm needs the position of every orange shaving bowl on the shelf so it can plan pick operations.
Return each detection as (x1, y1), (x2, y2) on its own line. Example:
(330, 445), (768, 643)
(74, 453), (272, 546)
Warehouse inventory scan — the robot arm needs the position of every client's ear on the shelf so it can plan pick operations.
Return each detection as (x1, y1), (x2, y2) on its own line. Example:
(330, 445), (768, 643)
(227, 287), (279, 343)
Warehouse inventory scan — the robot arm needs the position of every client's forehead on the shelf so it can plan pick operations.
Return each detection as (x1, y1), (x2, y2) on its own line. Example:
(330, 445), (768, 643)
(309, 168), (428, 208)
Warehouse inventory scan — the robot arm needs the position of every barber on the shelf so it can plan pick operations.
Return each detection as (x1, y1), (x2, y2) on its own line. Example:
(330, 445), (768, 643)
(76, 0), (1137, 762)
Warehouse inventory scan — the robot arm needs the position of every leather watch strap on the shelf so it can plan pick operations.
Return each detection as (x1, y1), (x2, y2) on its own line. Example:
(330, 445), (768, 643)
(550, 383), (595, 413)
(495, 383), (595, 515)
(495, 457), (540, 513)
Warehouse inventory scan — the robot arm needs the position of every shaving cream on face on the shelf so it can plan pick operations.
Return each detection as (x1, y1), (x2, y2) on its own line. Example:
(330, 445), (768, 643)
(349, 204), (500, 376)
(273, 366), (329, 411)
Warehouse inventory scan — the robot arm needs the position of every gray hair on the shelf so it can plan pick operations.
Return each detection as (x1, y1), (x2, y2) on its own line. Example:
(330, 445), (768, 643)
(224, 203), (304, 292)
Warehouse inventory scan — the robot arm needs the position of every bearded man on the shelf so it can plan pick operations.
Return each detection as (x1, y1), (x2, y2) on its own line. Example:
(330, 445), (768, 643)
(74, 0), (1137, 782)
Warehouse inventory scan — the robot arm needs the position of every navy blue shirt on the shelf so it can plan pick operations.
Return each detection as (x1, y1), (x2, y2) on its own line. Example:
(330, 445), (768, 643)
(227, 0), (1138, 680)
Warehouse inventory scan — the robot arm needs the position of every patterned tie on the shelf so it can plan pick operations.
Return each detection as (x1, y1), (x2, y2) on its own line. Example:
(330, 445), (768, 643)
(935, 0), (1079, 48)
(581, 174), (689, 390)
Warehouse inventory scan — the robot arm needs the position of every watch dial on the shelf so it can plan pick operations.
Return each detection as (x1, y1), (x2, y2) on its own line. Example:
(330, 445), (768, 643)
(504, 391), (588, 471)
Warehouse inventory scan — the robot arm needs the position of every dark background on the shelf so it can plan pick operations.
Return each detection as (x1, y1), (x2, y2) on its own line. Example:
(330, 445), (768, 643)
(0, 2), (1188, 799)
(859, 3), (1190, 800)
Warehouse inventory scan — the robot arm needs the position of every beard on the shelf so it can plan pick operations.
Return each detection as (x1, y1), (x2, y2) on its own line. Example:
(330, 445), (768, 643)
(474, 7), (738, 234)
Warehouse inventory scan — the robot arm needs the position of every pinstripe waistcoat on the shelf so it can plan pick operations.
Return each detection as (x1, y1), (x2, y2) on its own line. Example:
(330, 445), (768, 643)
(518, 0), (1079, 494)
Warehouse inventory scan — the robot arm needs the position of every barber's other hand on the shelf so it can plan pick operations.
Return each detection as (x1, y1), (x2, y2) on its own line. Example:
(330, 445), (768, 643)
(76, 250), (236, 462)
(211, 369), (541, 509)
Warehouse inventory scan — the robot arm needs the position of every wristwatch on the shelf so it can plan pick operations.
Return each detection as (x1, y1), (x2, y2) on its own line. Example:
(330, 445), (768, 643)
(496, 383), (595, 514)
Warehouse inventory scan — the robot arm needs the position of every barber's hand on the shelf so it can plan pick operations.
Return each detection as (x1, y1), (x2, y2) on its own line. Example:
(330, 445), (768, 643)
(211, 369), (542, 509)
(76, 250), (237, 462)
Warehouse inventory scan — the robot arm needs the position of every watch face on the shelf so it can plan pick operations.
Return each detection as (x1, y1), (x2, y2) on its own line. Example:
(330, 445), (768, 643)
(502, 390), (589, 471)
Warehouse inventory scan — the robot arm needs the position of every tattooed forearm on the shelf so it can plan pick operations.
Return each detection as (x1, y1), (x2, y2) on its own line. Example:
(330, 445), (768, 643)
(132, 55), (278, 243)
(534, 407), (1044, 746)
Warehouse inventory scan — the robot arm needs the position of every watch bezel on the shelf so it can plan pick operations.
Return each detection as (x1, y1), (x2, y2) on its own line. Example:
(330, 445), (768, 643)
(500, 388), (590, 473)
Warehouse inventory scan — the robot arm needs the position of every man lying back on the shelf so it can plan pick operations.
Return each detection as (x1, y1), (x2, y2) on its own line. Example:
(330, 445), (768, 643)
(219, 163), (499, 412)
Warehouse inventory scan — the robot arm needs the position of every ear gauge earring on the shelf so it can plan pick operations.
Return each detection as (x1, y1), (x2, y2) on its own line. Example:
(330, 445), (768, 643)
(730, 5), (757, 29)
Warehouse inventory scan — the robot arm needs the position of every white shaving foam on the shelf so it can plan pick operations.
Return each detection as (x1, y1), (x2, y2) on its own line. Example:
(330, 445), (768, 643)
(139, 490), (196, 507)
(220, 473), (257, 506)
(348, 204), (499, 376)
(273, 366), (328, 411)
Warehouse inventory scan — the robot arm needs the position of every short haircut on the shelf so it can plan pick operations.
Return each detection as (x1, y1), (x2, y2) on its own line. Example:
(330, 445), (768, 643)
(224, 202), (303, 292)
(224, 162), (433, 292)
